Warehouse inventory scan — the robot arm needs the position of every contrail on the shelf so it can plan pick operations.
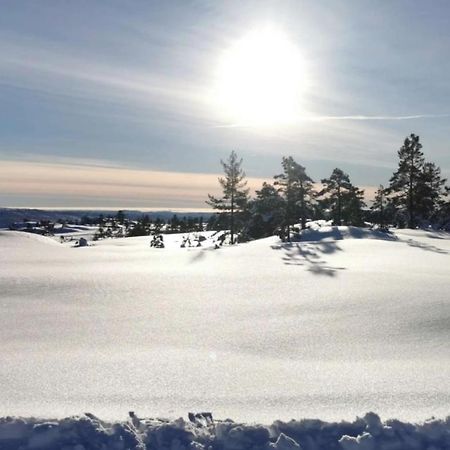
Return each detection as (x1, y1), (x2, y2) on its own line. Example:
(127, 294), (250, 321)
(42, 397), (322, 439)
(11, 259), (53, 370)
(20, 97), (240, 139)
(211, 113), (450, 128)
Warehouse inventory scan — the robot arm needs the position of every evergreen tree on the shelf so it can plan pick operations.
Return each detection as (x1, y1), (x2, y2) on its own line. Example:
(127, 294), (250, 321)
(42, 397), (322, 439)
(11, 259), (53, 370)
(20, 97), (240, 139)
(319, 168), (354, 225)
(386, 134), (425, 228)
(153, 217), (164, 234)
(343, 185), (366, 226)
(436, 186), (450, 229)
(274, 156), (314, 240)
(371, 185), (387, 227)
(170, 214), (180, 232)
(116, 210), (126, 225)
(142, 215), (151, 233)
(207, 151), (249, 244)
(126, 222), (148, 237)
(417, 162), (447, 221)
(206, 215), (217, 231)
(247, 182), (285, 239)
(94, 226), (105, 240)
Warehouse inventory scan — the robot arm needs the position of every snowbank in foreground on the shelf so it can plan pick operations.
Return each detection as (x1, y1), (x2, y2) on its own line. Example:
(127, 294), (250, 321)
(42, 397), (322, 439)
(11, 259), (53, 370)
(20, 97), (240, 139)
(0, 412), (449, 450)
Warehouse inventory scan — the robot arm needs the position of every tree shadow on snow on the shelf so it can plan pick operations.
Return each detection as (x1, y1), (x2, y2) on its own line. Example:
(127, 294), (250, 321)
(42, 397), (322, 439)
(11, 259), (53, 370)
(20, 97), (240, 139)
(422, 229), (450, 239)
(299, 226), (399, 243)
(404, 238), (448, 254)
(271, 242), (346, 277)
(189, 247), (219, 263)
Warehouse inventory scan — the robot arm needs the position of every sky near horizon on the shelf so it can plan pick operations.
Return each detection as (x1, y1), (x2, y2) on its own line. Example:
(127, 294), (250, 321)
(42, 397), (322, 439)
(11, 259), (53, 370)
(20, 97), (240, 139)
(1, 0), (449, 209)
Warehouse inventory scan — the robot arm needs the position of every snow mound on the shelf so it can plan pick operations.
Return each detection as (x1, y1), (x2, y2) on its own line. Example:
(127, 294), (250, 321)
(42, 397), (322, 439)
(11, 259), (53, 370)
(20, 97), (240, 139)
(0, 230), (62, 247)
(0, 412), (449, 450)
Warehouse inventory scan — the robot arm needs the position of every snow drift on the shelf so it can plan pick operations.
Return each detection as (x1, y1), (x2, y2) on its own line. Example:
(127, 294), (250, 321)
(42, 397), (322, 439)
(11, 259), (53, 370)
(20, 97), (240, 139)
(0, 412), (449, 450)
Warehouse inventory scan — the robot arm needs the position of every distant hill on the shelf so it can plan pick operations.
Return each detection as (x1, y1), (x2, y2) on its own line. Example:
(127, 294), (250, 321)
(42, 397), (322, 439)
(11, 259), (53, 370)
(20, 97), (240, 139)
(0, 208), (212, 228)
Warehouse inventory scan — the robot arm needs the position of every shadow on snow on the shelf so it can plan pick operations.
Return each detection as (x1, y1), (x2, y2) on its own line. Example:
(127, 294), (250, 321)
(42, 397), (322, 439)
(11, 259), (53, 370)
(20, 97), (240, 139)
(299, 226), (399, 242)
(404, 238), (449, 254)
(271, 241), (346, 277)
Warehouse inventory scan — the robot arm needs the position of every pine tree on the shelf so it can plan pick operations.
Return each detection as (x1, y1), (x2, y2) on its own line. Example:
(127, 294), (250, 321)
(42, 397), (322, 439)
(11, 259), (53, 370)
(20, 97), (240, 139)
(418, 162), (447, 221)
(207, 151), (249, 244)
(386, 134), (425, 228)
(371, 185), (387, 227)
(153, 217), (164, 234)
(170, 214), (180, 233)
(344, 185), (366, 226)
(247, 182), (285, 239)
(436, 186), (450, 229)
(274, 156), (314, 240)
(116, 210), (125, 225)
(255, 182), (285, 216)
(319, 168), (353, 225)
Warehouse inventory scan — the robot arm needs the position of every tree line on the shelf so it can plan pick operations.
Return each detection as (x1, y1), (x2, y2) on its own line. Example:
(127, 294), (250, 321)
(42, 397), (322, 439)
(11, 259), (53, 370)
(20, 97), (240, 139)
(92, 212), (206, 240)
(207, 134), (449, 243)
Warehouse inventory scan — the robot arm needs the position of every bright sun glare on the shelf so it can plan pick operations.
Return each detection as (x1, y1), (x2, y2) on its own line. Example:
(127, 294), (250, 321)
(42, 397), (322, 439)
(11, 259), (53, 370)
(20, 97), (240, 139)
(215, 28), (307, 127)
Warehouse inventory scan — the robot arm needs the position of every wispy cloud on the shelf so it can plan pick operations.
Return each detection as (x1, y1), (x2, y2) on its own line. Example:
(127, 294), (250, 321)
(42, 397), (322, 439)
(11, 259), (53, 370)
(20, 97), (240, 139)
(308, 114), (450, 122)
(212, 113), (450, 128)
(0, 37), (211, 124)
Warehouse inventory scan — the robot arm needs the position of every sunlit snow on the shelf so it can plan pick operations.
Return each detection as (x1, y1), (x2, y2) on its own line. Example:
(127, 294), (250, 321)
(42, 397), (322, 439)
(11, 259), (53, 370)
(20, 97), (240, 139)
(0, 227), (449, 423)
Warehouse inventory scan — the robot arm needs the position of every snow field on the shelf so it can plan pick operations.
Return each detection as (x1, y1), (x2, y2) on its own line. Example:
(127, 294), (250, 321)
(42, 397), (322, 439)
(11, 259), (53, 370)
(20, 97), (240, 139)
(0, 227), (449, 423)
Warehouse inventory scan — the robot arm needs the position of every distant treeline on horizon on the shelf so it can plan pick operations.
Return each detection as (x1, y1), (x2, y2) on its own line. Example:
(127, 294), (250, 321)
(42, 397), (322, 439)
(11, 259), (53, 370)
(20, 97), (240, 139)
(0, 208), (213, 229)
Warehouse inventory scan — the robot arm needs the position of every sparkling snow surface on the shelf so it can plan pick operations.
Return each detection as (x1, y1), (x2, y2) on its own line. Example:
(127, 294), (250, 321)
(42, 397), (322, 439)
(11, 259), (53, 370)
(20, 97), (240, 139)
(1, 228), (449, 422)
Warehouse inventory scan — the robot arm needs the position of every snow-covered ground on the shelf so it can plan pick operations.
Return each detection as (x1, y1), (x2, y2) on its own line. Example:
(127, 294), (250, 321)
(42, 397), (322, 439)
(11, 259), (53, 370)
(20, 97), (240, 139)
(52, 224), (99, 241)
(0, 227), (449, 424)
(1, 412), (449, 450)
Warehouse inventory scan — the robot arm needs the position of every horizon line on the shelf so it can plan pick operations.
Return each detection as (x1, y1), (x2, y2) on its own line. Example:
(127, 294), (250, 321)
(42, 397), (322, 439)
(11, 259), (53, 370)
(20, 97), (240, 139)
(0, 206), (215, 213)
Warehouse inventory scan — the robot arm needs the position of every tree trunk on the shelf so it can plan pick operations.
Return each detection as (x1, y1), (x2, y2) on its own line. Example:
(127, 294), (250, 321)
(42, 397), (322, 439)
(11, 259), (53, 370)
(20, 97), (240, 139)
(337, 185), (341, 225)
(408, 153), (414, 228)
(230, 191), (235, 244)
(300, 183), (306, 230)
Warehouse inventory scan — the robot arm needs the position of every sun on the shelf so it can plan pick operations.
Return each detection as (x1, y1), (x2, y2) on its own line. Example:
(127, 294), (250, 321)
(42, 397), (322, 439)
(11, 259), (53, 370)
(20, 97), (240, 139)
(214, 28), (307, 126)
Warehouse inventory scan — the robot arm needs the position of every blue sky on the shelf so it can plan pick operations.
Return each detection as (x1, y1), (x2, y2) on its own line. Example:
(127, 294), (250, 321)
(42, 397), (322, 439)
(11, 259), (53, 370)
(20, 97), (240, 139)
(1, 0), (449, 209)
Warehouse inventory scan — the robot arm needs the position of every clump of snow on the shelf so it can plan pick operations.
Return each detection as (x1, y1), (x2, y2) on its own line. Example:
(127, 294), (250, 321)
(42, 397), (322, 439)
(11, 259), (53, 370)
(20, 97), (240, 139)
(0, 413), (449, 450)
(339, 432), (375, 450)
(271, 432), (301, 450)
